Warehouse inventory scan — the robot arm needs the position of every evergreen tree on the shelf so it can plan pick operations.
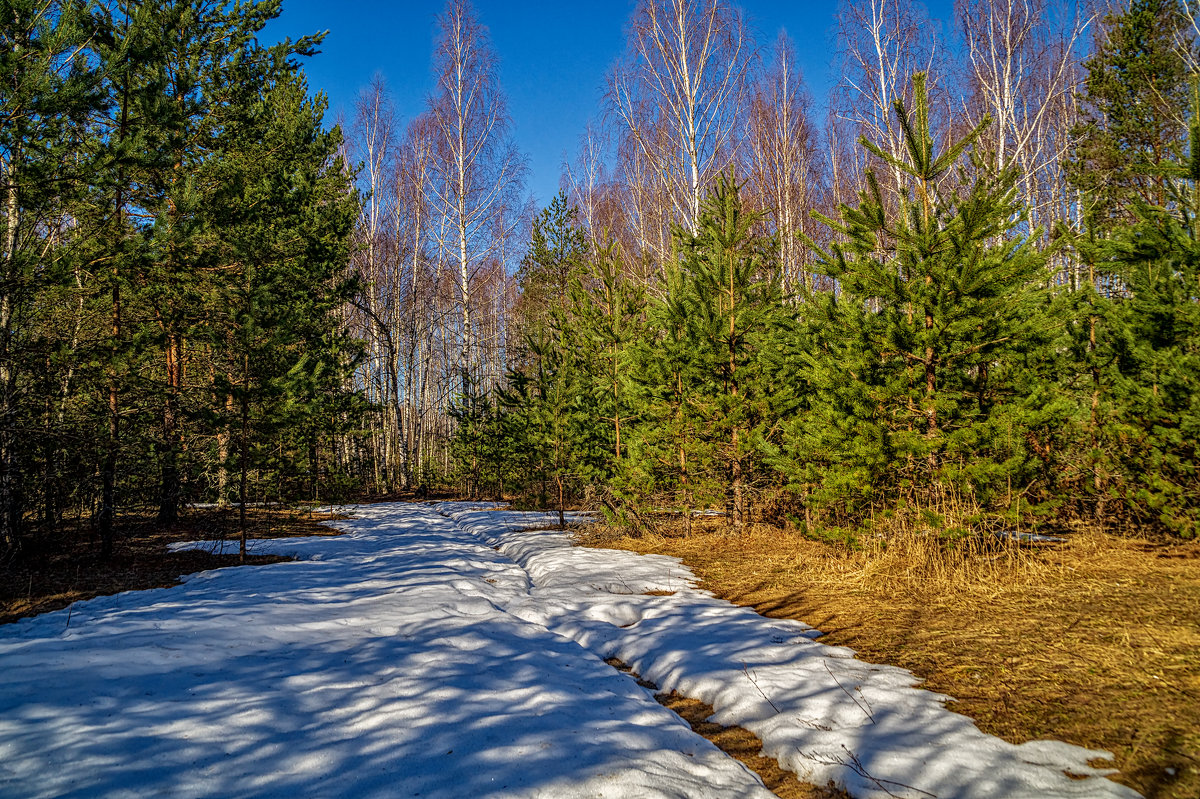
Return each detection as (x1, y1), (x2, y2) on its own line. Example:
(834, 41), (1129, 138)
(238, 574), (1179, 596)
(1, 0), (103, 552)
(673, 175), (782, 528)
(620, 177), (781, 531)
(514, 191), (588, 358)
(495, 329), (584, 527)
(1067, 0), (1193, 230)
(624, 261), (719, 533)
(1071, 80), (1200, 536)
(563, 240), (645, 486)
(1062, 1), (1200, 536)
(794, 73), (1053, 524)
(209, 62), (358, 558)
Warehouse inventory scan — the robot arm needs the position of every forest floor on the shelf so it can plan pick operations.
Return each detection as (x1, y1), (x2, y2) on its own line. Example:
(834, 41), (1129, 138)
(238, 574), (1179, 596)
(0, 502), (1140, 798)
(0, 506), (344, 626)
(576, 520), (1200, 799)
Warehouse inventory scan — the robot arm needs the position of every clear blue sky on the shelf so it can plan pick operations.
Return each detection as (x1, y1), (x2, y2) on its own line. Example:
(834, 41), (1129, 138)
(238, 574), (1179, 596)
(263, 0), (956, 208)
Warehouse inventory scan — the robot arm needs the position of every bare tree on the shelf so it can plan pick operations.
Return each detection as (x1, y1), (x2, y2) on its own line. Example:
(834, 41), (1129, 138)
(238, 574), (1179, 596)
(957, 0), (1097, 247)
(349, 77), (402, 490)
(562, 119), (613, 252)
(744, 32), (824, 294)
(607, 0), (754, 276)
(427, 0), (524, 397)
(832, 0), (947, 201)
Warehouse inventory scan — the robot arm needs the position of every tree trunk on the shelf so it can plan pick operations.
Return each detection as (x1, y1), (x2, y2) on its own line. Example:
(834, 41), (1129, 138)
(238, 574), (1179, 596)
(239, 388), (249, 564)
(99, 74), (131, 559)
(556, 471), (566, 530)
(157, 333), (182, 525)
(729, 251), (744, 530)
(0, 152), (20, 554)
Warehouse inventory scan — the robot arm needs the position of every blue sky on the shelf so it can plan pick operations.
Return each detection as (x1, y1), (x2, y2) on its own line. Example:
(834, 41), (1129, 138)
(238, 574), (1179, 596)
(263, 0), (956, 208)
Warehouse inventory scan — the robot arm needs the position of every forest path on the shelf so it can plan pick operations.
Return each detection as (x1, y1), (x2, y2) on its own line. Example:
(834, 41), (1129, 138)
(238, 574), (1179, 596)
(0, 503), (1138, 799)
(0, 502), (770, 799)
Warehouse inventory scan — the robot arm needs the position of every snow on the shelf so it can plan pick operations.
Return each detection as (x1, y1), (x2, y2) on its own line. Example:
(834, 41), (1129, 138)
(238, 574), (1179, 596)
(0, 502), (1140, 799)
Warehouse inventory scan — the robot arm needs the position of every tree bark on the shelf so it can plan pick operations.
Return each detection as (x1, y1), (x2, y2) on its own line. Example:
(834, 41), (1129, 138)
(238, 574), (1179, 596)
(157, 333), (182, 525)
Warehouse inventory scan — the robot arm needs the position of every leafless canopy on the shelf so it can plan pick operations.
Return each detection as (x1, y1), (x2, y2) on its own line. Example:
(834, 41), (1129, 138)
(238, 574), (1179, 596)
(607, 0), (755, 270)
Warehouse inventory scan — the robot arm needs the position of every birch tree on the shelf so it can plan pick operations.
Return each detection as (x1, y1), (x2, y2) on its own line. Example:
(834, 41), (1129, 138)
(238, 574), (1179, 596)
(607, 0), (754, 275)
(744, 32), (823, 294)
(958, 0), (1096, 251)
(832, 0), (946, 202)
(349, 78), (403, 489)
(427, 0), (523, 398)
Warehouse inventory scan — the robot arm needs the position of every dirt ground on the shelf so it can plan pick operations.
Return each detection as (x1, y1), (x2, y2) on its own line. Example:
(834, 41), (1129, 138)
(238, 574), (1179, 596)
(579, 523), (1200, 799)
(606, 656), (852, 798)
(0, 505), (344, 626)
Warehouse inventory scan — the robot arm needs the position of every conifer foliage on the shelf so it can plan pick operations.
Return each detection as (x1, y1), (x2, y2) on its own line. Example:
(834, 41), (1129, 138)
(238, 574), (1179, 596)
(793, 74), (1053, 523)
(0, 0), (361, 560)
(1064, 0), (1200, 536)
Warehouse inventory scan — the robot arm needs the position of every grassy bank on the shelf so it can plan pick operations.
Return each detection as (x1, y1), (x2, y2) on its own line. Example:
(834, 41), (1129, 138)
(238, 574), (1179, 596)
(578, 521), (1200, 799)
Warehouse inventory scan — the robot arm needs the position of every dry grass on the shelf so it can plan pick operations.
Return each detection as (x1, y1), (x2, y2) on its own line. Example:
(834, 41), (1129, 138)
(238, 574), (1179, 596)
(605, 658), (851, 799)
(580, 520), (1200, 799)
(0, 505), (346, 626)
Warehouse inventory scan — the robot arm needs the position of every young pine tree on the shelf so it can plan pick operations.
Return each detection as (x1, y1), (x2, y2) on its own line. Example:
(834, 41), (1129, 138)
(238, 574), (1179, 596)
(1080, 80), (1200, 537)
(628, 175), (782, 530)
(563, 240), (646, 486)
(796, 73), (1054, 525)
(674, 175), (782, 529)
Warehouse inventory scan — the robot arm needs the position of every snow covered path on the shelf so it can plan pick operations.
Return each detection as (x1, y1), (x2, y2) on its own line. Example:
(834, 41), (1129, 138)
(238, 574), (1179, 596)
(0, 502), (1138, 799)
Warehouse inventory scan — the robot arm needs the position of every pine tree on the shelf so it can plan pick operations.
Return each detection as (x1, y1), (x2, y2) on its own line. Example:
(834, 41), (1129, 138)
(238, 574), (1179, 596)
(1077, 80), (1200, 536)
(209, 59), (358, 559)
(626, 263), (719, 533)
(796, 73), (1053, 525)
(515, 192), (587, 345)
(563, 240), (645, 485)
(1063, 1), (1200, 535)
(496, 329), (583, 527)
(1, 0), (103, 552)
(1067, 0), (1193, 230)
(674, 174), (782, 529)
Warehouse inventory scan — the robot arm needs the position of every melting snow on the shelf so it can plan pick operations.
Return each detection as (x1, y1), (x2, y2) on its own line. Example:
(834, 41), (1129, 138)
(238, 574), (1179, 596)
(0, 502), (1139, 799)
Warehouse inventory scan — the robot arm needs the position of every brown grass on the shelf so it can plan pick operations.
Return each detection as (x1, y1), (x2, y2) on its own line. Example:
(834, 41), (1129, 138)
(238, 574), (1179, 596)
(0, 506), (346, 626)
(605, 658), (851, 798)
(579, 521), (1200, 799)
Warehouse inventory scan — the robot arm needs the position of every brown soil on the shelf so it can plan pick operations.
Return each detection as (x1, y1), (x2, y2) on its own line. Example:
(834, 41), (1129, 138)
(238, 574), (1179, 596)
(581, 523), (1200, 799)
(1, 506), (346, 626)
(605, 658), (850, 798)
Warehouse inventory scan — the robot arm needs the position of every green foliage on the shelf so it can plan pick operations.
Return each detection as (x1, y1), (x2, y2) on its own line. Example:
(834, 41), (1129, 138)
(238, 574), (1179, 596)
(563, 240), (646, 487)
(0, 0), (364, 553)
(668, 174), (783, 527)
(786, 74), (1055, 523)
(514, 191), (588, 346)
(1061, 3), (1200, 537)
(1067, 0), (1194, 226)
